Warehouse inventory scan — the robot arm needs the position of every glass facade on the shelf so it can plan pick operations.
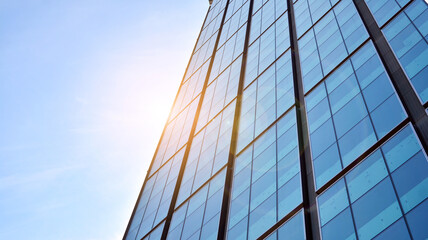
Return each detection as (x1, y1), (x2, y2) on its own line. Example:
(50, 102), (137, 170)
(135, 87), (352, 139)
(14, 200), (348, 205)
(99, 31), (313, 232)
(124, 0), (428, 239)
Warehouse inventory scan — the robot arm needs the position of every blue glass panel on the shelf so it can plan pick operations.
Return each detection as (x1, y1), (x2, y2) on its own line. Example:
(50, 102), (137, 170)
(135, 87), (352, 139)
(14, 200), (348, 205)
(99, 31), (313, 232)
(265, 232), (277, 240)
(365, 0), (402, 26)
(204, 189), (223, 224)
(391, 151), (428, 213)
(227, 216), (248, 240)
(381, 125), (421, 172)
(373, 218), (411, 240)
(248, 194), (277, 240)
(294, 0), (312, 38)
(181, 204), (205, 239)
(307, 97), (331, 133)
(277, 174), (302, 218)
(371, 95), (406, 138)
(277, 211), (306, 240)
(169, 203), (187, 232)
(277, 126), (298, 161)
(168, 168), (225, 240)
(383, 0), (428, 103)
(277, 147), (300, 188)
(405, 0), (428, 40)
(322, 207), (356, 240)
(318, 124), (428, 240)
(313, 143), (341, 189)
(352, 177), (402, 240)
(167, 222), (184, 240)
(345, 150), (388, 203)
(306, 40), (405, 188)
(250, 166), (276, 211)
(362, 73), (394, 112)
(338, 116), (376, 166)
(253, 127), (276, 158)
(147, 222), (164, 240)
(229, 188), (250, 229)
(318, 179), (349, 226)
(305, 83), (327, 112)
(276, 107), (296, 136)
(234, 146), (252, 174)
(200, 213), (220, 240)
(328, 72), (359, 114)
(310, 118), (336, 159)
(252, 143), (276, 182)
(406, 199), (428, 240)
(333, 94), (368, 138)
(232, 163), (252, 198)
(229, 109), (300, 238)
(325, 61), (354, 94)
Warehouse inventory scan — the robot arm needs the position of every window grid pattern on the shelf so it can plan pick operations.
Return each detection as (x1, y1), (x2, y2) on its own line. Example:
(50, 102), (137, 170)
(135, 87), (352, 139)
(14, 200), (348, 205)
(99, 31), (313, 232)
(265, 211), (306, 240)
(238, 51), (294, 153)
(225, 0), (249, 21)
(185, 34), (217, 83)
(298, 0), (369, 93)
(167, 169), (227, 240)
(227, 109), (302, 240)
(150, 97), (199, 177)
(196, 9), (225, 56)
(127, 149), (185, 240)
(176, 102), (236, 207)
(318, 124), (428, 240)
(306, 42), (407, 189)
(210, 23), (247, 84)
(245, 0), (289, 87)
(170, 61), (210, 121)
(219, 0), (250, 48)
(142, 221), (164, 240)
(365, 0), (410, 27)
(169, 0), (230, 125)
(249, 0), (287, 45)
(124, 0), (428, 239)
(294, 0), (339, 39)
(197, 57), (242, 132)
(383, 0), (428, 104)
(185, 1), (227, 83)
(203, 0), (229, 32)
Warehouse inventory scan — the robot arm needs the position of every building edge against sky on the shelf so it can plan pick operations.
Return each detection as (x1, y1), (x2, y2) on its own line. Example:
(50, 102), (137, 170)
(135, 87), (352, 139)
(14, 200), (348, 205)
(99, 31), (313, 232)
(124, 0), (428, 239)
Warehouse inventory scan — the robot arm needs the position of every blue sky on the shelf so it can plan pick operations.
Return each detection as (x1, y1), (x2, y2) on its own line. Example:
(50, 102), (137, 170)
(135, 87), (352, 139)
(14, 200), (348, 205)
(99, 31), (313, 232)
(0, 1), (207, 239)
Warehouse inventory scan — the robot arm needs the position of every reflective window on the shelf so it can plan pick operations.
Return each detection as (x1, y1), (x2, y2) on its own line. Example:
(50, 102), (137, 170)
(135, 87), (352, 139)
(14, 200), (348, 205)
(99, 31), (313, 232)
(265, 211), (306, 240)
(249, 0), (287, 45)
(170, 61), (210, 120)
(126, 149), (185, 240)
(294, 0), (338, 38)
(318, 124), (428, 240)
(383, 0), (428, 104)
(227, 109), (302, 240)
(168, 169), (226, 240)
(176, 102), (235, 206)
(150, 97), (200, 176)
(221, 0), (249, 47)
(198, 57), (242, 131)
(211, 23), (247, 80)
(298, 0), (368, 92)
(184, 0), (229, 81)
(306, 42), (406, 189)
(365, 0), (410, 26)
(142, 221), (165, 240)
(238, 51), (294, 152)
(246, 13), (290, 87)
(225, 0), (249, 23)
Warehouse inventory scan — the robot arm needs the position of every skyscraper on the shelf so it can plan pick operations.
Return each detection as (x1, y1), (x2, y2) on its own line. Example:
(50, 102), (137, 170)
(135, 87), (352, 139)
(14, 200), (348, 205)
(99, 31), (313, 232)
(123, 0), (428, 239)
